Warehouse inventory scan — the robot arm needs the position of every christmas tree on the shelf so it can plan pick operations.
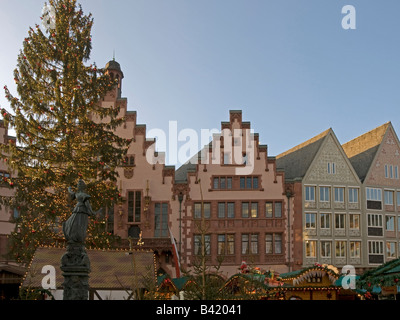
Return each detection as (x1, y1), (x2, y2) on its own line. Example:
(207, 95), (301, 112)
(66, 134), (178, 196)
(0, 0), (129, 264)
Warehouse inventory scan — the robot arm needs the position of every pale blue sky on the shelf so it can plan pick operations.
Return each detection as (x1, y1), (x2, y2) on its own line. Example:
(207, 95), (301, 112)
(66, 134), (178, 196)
(1, 0), (399, 167)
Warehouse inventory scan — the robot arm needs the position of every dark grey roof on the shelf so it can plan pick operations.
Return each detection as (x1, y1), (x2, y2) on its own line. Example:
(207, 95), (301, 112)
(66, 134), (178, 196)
(346, 145), (379, 182)
(276, 129), (330, 181)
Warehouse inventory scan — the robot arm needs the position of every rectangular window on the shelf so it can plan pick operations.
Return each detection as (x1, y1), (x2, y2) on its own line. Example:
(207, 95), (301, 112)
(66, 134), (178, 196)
(227, 177), (232, 189)
(154, 203), (168, 238)
(367, 187), (382, 201)
(241, 234), (249, 255)
(385, 190), (394, 205)
(305, 213), (316, 229)
(253, 177), (259, 189)
(213, 176), (233, 189)
(251, 234), (258, 254)
(385, 165), (397, 179)
(240, 177), (245, 189)
(227, 234), (235, 255)
(218, 202), (225, 218)
(239, 176), (259, 189)
(213, 178), (219, 189)
(348, 188), (359, 203)
(128, 191), (141, 223)
(241, 202), (249, 218)
(265, 202), (273, 218)
(274, 202), (282, 218)
(321, 241), (331, 258)
(305, 186), (315, 201)
(218, 234), (225, 255)
(349, 214), (360, 229)
(350, 241), (361, 258)
(320, 213), (331, 229)
(246, 177), (252, 189)
(265, 234), (273, 254)
(368, 214), (383, 227)
(336, 241), (346, 258)
(194, 202), (211, 219)
(334, 187), (344, 203)
(386, 215), (395, 231)
(227, 202), (235, 218)
(397, 192), (400, 207)
(241, 234), (258, 255)
(368, 241), (384, 254)
(335, 213), (346, 229)
(327, 162), (336, 174)
(220, 177), (226, 189)
(274, 234), (282, 254)
(305, 240), (316, 258)
(194, 234), (211, 255)
(320, 187), (330, 202)
(251, 203), (258, 218)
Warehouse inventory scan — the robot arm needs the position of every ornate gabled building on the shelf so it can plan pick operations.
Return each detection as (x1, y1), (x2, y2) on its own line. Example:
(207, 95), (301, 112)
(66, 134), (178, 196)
(174, 110), (289, 277)
(343, 122), (400, 269)
(102, 60), (177, 276)
(276, 129), (363, 271)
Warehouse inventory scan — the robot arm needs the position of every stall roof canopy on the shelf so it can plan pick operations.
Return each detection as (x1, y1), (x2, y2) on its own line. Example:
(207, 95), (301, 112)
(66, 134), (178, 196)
(21, 247), (156, 290)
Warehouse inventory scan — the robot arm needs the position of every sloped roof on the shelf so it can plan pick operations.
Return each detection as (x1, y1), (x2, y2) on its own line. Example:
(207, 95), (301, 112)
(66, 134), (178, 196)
(276, 129), (331, 180)
(342, 122), (390, 182)
(21, 247), (156, 290)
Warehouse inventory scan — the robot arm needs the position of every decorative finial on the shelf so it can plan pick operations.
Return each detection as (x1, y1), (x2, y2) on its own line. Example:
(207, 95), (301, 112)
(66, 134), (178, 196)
(113, 49), (115, 61)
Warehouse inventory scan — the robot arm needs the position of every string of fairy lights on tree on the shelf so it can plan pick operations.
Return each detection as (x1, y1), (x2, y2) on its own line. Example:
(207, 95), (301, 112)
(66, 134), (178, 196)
(0, 0), (130, 264)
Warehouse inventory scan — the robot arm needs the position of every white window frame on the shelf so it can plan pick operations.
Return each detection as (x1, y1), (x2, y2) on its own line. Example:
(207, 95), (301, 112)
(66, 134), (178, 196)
(305, 213), (316, 229)
(384, 190), (394, 205)
(320, 241), (332, 258)
(334, 187), (345, 203)
(366, 187), (382, 201)
(320, 212), (331, 229)
(348, 187), (359, 203)
(349, 213), (360, 230)
(368, 214), (383, 227)
(327, 162), (336, 174)
(368, 240), (384, 255)
(305, 240), (317, 258)
(319, 186), (330, 203)
(335, 213), (346, 229)
(350, 241), (361, 258)
(386, 241), (396, 258)
(305, 185), (316, 202)
(386, 215), (395, 231)
(335, 241), (346, 258)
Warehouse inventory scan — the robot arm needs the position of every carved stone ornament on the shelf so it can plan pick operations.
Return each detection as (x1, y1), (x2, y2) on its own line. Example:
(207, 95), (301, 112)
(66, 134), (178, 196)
(124, 167), (134, 179)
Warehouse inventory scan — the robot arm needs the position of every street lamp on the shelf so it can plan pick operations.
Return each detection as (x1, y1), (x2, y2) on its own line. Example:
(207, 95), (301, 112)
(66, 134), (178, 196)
(178, 192), (184, 264)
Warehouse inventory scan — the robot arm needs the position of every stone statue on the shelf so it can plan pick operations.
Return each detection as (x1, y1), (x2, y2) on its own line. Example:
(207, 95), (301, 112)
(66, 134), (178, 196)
(61, 179), (93, 300)
(63, 179), (95, 244)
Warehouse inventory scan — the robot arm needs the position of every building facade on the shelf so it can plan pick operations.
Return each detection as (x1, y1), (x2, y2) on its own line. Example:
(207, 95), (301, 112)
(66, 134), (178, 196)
(343, 122), (400, 269)
(277, 129), (363, 271)
(174, 110), (289, 277)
